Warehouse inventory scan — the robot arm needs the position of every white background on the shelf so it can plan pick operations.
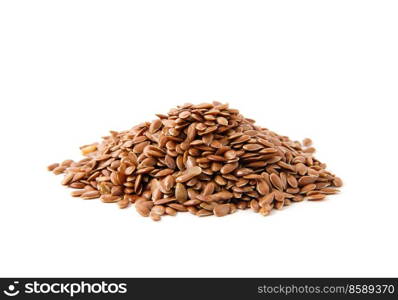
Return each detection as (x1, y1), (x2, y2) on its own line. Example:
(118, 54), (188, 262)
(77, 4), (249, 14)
(0, 0), (397, 277)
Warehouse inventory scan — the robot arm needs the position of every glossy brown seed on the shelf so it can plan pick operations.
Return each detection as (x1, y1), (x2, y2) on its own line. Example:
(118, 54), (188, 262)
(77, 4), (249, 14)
(287, 174), (298, 188)
(234, 178), (247, 187)
(47, 163), (59, 171)
(220, 162), (239, 174)
(165, 207), (177, 216)
(270, 173), (283, 190)
(69, 182), (86, 189)
(308, 168), (320, 176)
(81, 145), (97, 155)
(304, 147), (316, 153)
(118, 197), (130, 209)
(300, 183), (317, 194)
(53, 166), (66, 175)
(176, 166), (202, 183)
(111, 185), (124, 196)
(320, 188), (340, 194)
(207, 155), (226, 162)
(249, 200), (260, 212)
(243, 144), (263, 151)
(286, 188), (299, 194)
(237, 201), (248, 209)
(274, 200), (284, 210)
(151, 196), (174, 205)
(101, 195), (121, 203)
(209, 191), (233, 201)
(307, 194), (327, 201)
(162, 175), (175, 192)
(175, 183), (188, 202)
(229, 203), (237, 214)
(245, 161), (267, 168)
(259, 206), (271, 216)
(303, 138), (313, 147)
(274, 190), (285, 202)
(316, 182), (331, 189)
(98, 182), (111, 194)
(81, 190), (101, 199)
(179, 111), (191, 119)
(164, 155), (176, 169)
(71, 190), (85, 197)
(73, 172), (86, 182)
(215, 175), (227, 185)
(153, 168), (173, 178)
(149, 119), (162, 133)
(296, 163), (307, 175)
(62, 173), (74, 185)
(186, 123), (197, 142)
(213, 204), (231, 217)
(224, 150), (237, 160)
(259, 193), (274, 207)
(256, 179), (269, 195)
(216, 117), (229, 125)
(292, 195), (304, 202)
(197, 209), (213, 217)
(168, 203), (188, 212)
(230, 135), (250, 144)
(187, 206), (198, 215)
(152, 205), (166, 215)
(136, 202), (151, 217)
(183, 199), (201, 206)
(298, 176), (318, 186)
(260, 148), (278, 154)
(235, 168), (253, 177)
(150, 212), (161, 221)
(202, 134), (213, 146)
(125, 195), (139, 203)
(333, 177), (343, 187)
(202, 182), (216, 196)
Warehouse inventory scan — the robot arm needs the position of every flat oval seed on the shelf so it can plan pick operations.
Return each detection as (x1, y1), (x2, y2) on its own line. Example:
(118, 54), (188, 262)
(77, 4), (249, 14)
(287, 174), (298, 188)
(81, 190), (101, 199)
(224, 150), (237, 160)
(270, 173), (283, 190)
(178, 111), (191, 119)
(300, 183), (317, 194)
(220, 162), (238, 174)
(242, 144), (263, 151)
(176, 166), (202, 183)
(47, 163), (59, 171)
(136, 203), (150, 217)
(333, 177), (343, 187)
(213, 204), (231, 217)
(256, 179), (269, 195)
(149, 119), (162, 133)
(165, 207), (177, 216)
(216, 117), (228, 125)
(307, 194), (326, 201)
(298, 176), (318, 186)
(150, 211), (161, 221)
(175, 183), (188, 202)
(152, 205), (166, 215)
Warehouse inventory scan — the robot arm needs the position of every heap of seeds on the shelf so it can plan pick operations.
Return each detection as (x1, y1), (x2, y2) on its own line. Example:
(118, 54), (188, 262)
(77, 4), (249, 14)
(48, 102), (342, 221)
